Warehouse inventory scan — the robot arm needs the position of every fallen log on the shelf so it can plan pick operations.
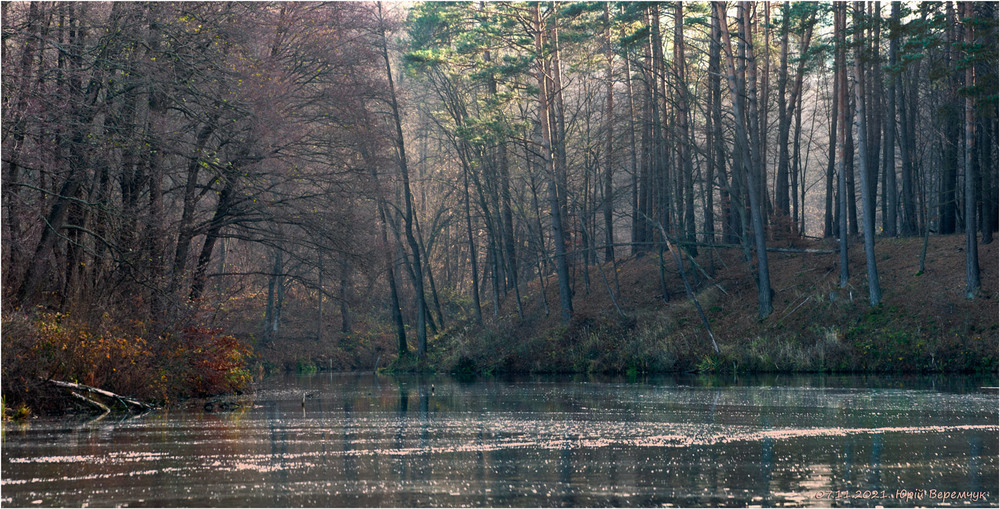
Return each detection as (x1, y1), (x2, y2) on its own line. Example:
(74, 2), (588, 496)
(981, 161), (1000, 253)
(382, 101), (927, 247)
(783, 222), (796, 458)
(572, 240), (836, 256)
(44, 379), (156, 412)
(670, 241), (836, 254)
(766, 246), (836, 254)
(69, 390), (110, 415)
(643, 212), (720, 354)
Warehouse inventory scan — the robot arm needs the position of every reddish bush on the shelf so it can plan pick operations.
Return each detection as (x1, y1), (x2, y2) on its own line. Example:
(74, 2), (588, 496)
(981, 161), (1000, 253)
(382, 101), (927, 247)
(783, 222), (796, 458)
(2, 312), (156, 410)
(154, 327), (253, 401)
(2, 311), (254, 411)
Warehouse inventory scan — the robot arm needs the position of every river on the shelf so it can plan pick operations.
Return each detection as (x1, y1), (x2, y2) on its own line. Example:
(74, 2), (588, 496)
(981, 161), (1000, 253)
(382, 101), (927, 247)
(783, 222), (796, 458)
(2, 373), (997, 507)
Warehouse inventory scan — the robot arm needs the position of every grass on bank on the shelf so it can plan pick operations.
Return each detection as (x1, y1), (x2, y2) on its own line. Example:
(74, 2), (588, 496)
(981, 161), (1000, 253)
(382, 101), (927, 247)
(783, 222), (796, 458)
(242, 234), (999, 377)
(401, 234), (998, 376)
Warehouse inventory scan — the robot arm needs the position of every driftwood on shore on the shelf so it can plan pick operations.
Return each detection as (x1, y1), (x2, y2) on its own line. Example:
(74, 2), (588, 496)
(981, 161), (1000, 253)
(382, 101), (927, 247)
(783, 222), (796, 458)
(43, 379), (157, 413)
(68, 390), (111, 414)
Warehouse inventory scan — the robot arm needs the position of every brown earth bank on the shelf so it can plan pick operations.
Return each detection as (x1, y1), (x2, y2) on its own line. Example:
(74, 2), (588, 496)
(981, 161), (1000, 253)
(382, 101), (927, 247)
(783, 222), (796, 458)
(5, 235), (995, 418)
(264, 234), (998, 377)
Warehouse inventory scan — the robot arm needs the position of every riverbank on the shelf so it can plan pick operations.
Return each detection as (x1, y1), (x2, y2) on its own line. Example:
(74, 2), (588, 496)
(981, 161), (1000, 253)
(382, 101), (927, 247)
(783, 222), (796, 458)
(253, 236), (998, 377)
(415, 235), (997, 375)
(1, 314), (254, 417)
(5, 235), (994, 417)
(256, 236), (998, 376)
(156, 235), (1000, 375)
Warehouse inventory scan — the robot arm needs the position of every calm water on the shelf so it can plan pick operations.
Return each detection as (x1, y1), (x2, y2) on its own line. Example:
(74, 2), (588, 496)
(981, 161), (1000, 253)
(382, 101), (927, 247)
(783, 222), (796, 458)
(2, 373), (997, 507)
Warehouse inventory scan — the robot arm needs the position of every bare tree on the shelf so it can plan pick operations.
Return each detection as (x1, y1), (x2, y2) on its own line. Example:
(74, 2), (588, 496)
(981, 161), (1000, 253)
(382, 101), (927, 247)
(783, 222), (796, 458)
(853, 1), (882, 306)
(713, 2), (773, 319)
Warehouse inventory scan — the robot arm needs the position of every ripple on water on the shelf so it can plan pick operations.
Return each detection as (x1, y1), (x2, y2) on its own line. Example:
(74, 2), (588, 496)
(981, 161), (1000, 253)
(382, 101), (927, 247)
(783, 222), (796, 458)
(2, 374), (997, 507)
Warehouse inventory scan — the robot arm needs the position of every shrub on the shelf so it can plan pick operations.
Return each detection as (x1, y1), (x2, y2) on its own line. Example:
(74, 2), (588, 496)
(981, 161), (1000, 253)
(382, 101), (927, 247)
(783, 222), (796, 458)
(155, 327), (253, 401)
(2, 312), (154, 397)
(2, 311), (254, 412)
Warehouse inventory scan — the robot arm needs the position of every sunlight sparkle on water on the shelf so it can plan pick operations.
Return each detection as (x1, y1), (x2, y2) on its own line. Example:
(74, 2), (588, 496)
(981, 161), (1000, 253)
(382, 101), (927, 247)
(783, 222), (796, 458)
(2, 374), (996, 507)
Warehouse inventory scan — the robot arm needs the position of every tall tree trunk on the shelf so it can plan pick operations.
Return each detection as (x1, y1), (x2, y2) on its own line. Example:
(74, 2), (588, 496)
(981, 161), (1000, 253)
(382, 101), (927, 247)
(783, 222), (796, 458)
(757, 2), (771, 221)
(144, 28), (167, 317)
(866, 2), (882, 236)
(776, 3), (792, 219)
(461, 154), (484, 324)
(549, 9), (569, 233)
(603, 3), (615, 262)
(145, 132), (165, 317)
(884, 1), (899, 237)
(263, 247), (284, 343)
(846, 92), (859, 236)
(825, 64), (838, 238)
(487, 230), (501, 316)
(675, 3), (697, 252)
(637, 20), (652, 253)
(896, 2), (917, 236)
(622, 7), (640, 255)
(189, 176), (234, 301)
(339, 257), (353, 334)
(380, 201), (408, 356)
(359, 93), (408, 355)
(792, 83), (806, 233)
(500, 146), (521, 315)
(169, 121), (216, 300)
(836, 3), (850, 287)
(416, 218), (446, 327)
(714, 2), (773, 319)
(378, 2), (427, 359)
(908, 6), (923, 234)
(317, 253), (324, 341)
(534, 3), (573, 323)
(980, 120), (995, 244)
(644, 4), (664, 246)
(938, 2), (960, 235)
(524, 144), (551, 316)
(853, 1), (882, 307)
(654, 5), (672, 241)
(977, 2), (996, 245)
(963, 2), (980, 299)
(705, 8), (718, 245)
(742, 3), (773, 318)
(710, 12), (734, 245)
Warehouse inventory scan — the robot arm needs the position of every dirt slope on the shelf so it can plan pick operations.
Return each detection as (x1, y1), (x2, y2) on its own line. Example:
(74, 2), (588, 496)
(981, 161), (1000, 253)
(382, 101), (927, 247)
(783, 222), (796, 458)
(429, 235), (998, 375)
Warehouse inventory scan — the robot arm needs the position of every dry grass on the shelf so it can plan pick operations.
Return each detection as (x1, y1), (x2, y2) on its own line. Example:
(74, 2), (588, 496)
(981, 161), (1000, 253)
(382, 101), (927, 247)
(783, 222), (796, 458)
(428, 235), (998, 375)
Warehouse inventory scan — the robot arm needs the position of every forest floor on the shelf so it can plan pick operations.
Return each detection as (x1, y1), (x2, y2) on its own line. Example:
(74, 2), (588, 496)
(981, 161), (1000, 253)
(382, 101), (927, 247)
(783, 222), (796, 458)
(263, 234), (998, 376)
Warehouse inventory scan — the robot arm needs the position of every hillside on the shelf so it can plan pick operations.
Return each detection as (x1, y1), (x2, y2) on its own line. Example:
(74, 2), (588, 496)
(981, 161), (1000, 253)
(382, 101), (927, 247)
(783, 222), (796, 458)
(261, 235), (998, 375)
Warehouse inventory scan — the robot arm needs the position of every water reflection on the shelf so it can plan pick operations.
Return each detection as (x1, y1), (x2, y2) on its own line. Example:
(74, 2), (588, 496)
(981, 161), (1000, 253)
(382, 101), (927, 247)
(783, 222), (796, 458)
(2, 373), (997, 507)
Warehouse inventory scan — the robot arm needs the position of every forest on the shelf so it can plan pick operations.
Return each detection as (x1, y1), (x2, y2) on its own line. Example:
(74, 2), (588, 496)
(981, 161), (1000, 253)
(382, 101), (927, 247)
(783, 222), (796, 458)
(2, 1), (997, 411)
